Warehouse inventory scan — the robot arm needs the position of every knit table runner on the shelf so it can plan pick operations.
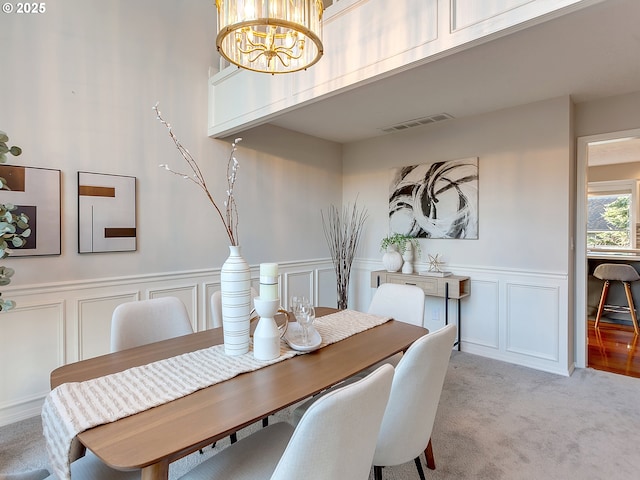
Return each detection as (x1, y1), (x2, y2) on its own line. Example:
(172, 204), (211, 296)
(42, 309), (390, 480)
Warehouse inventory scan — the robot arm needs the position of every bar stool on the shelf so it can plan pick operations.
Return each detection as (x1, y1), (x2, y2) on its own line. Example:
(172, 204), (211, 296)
(593, 263), (640, 335)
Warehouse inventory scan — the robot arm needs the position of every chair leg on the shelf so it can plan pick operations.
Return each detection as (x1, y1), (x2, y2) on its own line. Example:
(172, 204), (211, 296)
(414, 457), (427, 480)
(262, 417), (269, 428)
(425, 437), (436, 470)
(623, 282), (640, 335)
(230, 433), (237, 444)
(595, 280), (610, 329)
(373, 466), (383, 480)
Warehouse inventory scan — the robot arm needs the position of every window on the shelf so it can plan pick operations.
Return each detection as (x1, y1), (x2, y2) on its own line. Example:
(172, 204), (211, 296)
(587, 180), (637, 250)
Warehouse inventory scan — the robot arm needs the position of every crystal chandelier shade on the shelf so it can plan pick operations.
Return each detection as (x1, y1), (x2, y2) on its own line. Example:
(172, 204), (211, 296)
(215, 0), (324, 74)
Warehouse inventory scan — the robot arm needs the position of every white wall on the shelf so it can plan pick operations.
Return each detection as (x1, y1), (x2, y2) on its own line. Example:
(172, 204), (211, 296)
(0, 1), (343, 426)
(0, 1), (342, 283)
(345, 97), (574, 375)
(345, 96), (573, 273)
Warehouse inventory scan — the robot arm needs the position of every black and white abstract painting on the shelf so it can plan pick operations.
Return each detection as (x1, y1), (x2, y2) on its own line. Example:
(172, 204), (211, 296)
(389, 157), (478, 239)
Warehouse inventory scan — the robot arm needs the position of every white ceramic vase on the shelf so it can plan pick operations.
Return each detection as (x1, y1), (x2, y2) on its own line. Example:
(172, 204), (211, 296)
(382, 245), (403, 272)
(252, 297), (281, 360)
(402, 244), (414, 274)
(220, 245), (252, 356)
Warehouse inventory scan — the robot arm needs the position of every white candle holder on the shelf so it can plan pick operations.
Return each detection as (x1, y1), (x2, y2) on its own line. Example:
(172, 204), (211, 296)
(253, 297), (282, 360)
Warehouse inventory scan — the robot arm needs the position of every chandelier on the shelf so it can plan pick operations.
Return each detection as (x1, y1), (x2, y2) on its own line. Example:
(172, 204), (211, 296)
(215, 0), (324, 74)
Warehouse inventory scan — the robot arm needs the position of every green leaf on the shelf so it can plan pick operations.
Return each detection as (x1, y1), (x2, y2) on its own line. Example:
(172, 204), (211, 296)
(0, 266), (15, 277)
(21, 228), (31, 238)
(9, 146), (21, 156)
(0, 131), (8, 143)
(0, 298), (16, 311)
(0, 144), (8, 154)
(0, 152), (6, 163)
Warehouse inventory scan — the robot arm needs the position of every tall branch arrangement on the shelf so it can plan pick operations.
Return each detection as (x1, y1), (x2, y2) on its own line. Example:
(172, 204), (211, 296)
(322, 200), (368, 310)
(153, 103), (242, 246)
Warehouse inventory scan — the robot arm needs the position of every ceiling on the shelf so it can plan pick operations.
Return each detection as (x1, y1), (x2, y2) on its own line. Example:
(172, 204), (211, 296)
(266, 0), (640, 147)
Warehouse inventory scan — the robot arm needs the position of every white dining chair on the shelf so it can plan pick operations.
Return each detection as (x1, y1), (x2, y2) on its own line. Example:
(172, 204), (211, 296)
(41, 451), (140, 480)
(293, 324), (457, 479)
(177, 364), (395, 480)
(110, 296), (194, 352)
(366, 282), (425, 369)
(372, 324), (457, 479)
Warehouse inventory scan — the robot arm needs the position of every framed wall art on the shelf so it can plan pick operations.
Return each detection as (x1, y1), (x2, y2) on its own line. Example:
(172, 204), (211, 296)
(389, 157), (479, 239)
(0, 165), (61, 256)
(78, 172), (137, 253)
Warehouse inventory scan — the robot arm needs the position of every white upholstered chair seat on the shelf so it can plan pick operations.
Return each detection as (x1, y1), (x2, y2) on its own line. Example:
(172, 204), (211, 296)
(179, 364), (395, 480)
(0, 470), (50, 480)
(43, 451), (139, 480)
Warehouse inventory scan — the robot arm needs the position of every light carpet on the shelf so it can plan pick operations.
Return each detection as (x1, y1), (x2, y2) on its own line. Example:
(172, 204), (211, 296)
(2, 352), (639, 479)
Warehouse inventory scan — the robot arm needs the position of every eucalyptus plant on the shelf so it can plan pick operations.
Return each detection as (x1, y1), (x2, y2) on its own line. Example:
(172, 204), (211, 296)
(380, 232), (421, 258)
(0, 130), (22, 164)
(0, 130), (31, 311)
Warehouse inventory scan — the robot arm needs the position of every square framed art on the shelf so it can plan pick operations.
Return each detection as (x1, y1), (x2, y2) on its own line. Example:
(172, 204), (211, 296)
(389, 157), (479, 239)
(78, 172), (137, 253)
(0, 164), (61, 256)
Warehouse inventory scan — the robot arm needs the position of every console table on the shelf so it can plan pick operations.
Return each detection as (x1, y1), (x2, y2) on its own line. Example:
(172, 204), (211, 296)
(371, 270), (470, 350)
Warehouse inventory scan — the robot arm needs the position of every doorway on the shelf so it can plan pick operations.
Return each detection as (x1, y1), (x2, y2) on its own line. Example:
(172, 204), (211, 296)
(576, 128), (640, 376)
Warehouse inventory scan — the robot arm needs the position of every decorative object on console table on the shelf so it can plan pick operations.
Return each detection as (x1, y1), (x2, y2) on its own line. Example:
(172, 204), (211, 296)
(402, 242), (414, 274)
(380, 233), (421, 273)
(371, 269), (470, 351)
(382, 244), (403, 272)
(154, 103), (248, 355)
(321, 200), (368, 310)
(420, 253), (451, 277)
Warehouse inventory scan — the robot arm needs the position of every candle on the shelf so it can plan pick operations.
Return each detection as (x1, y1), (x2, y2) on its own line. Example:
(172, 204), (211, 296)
(260, 263), (278, 279)
(260, 263), (279, 300)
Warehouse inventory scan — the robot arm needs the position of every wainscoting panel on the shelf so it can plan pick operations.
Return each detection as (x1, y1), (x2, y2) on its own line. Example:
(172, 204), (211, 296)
(149, 285), (199, 332)
(353, 260), (570, 376)
(0, 260), (333, 426)
(0, 301), (64, 424)
(0, 258), (570, 426)
(450, 0), (533, 31)
(506, 282), (560, 361)
(460, 279), (500, 349)
(284, 270), (315, 306)
(317, 267), (338, 309)
(78, 293), (139, 360)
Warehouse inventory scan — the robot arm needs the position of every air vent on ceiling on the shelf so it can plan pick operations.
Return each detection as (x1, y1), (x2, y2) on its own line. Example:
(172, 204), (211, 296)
(380, 113), (454, 134)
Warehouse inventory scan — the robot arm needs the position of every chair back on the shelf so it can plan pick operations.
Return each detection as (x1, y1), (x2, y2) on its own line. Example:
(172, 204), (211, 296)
(110, 297), (193, 352)
(373, 324), (457, 467)
(211, 287), (258, 328)
(271, 364), (395, 480)
(368, 283), (425, 326)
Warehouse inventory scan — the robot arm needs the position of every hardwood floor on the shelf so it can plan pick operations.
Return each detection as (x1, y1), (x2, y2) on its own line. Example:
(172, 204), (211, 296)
(588, 319), (640, 378)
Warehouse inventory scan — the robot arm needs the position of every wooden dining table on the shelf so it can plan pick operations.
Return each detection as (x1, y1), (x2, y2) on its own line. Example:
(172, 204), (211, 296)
(49, 307), (428, 480)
